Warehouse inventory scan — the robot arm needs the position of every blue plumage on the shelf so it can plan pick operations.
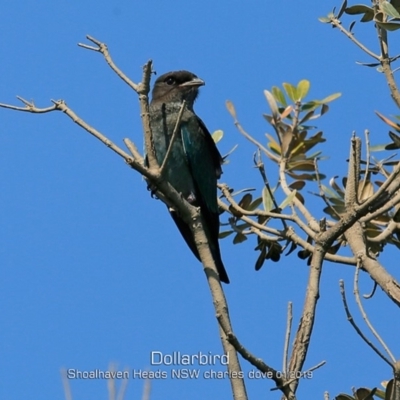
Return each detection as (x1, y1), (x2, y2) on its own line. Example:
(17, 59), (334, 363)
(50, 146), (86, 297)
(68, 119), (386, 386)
(148, 71), (229, 284)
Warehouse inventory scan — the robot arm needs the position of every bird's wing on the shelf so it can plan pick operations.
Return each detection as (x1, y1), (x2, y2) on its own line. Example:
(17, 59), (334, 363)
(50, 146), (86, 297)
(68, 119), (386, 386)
(180, 117), (222, 214)
(180, 116), (230, 284)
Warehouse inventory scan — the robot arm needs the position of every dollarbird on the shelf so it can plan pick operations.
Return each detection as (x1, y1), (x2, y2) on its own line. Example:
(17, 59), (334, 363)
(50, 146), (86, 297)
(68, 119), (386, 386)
(149, 70), (229, 284)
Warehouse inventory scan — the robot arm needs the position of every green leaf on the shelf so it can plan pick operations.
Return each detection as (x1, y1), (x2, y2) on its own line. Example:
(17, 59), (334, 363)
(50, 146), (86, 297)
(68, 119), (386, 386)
(272, 86), (287, 105)
(231, 188), (255, 197)
(376, 110), (400, 131)
(381, 0), (400, 17)
(301, 101), (320, 112)
(238, 193), (253, 210)
(248, 197), (263, 211)
(355, 61), (381, 67)
(389, 131), (400, 146)
(299, 110), (315, 124)
(355, 387), (376, 400)
(219, 230), (233, 239)
(297, 79), (310, 100)
(370, 143), (391, 152)
(289, 181), (306, 190)
(212, 129), (223, 143)
(222, 144), (239, 160)
(384, 379), (394, 400)
(262, 186), (274, 212)
(318, 16), (332, 23)
(319, 92), (342, 103)
(264, 90), (279, 117)
(360, 11), (374, 22)
(233, 233), (247, 244)
(266, 133), (282, 155)
(321, 103), (329, 116)
(255, 246), (267, 271)
(338, 0), (348, 18)
(376, 21), (400, 30)
(283, 82), (298, 102)
(345, 5), (373, 15)
(279, 190), (297, 209)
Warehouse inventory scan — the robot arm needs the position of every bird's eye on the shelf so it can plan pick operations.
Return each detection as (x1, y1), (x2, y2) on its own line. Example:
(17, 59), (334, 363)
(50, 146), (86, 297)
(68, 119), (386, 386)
(165, 77), (176, 85)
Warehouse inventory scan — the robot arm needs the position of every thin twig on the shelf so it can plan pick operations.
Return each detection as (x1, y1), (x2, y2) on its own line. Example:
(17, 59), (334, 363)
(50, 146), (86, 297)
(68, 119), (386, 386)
(123, 138), (144, 164)
(141, 378), (151, 400)
(78, 35), (139, 91)
(217, 314), (296, 400)
(230, 113), (279, 161)
(283, 302), (293, 374)
(330, 17), (380, 60)
(139, 61), (158, 170)
(116, 371), (129, 400)
(359, 129), (371, 199)
(218, 198), (356, 266)
(358, 156), (400, 213)
(339, 279), (393, 367)
(287, 245), (324, 393)
(108, 365), (116, 400)
(60, 368), (73, 400)
(375, 10), (400, 108)
(272, 360), (326, 391)
(0, 97), (57, 113)
(353, 264), (396, 363)
(279, 153), (320, 232)
(254, 150), (287, 230)
(51, 99), (137, 163)
(160, 100), (187, 174)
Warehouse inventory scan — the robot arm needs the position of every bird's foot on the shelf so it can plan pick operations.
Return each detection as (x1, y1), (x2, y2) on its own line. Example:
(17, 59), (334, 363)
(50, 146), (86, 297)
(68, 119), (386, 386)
(186, 192), (197, 204)
(147, 183), (159, 199)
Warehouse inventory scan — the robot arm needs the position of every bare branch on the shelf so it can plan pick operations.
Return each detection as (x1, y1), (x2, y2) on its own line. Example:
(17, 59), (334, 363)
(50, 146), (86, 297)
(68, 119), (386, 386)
(160, 100), (186, 174)
(353, 264), (396, 363)
(50, 99), (138, 163)
(345, 136), (361, 207)
(288, 245), (324, 392)
(283, 302), (293, 374)
(375, 15), (400, 108)
(60, 368), (73, 400)
(228, 110), (279, 162)
(0, 97), (57, 113)
(339, 279), (393, 367)
(141, 377), (151, 400)
(139, 61), (158, 170)
(330, 17), (380, 60)
(217, 314), (295, 400)
(78, 35), (139, 91)
(358, 162), (400, 214)
(218, 194), (357, 266)
(272, 360), (326, 392)
(253, 150), (287, 230)
(123, 138), (144, 164)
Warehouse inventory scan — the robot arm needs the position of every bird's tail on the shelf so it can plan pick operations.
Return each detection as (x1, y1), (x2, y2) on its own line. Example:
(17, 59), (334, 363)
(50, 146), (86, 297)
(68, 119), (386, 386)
(170, 211), (230, 283)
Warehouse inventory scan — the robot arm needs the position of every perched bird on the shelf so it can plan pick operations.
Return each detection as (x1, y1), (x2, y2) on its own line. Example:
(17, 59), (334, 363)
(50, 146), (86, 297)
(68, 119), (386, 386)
(149, 70), (229, 284)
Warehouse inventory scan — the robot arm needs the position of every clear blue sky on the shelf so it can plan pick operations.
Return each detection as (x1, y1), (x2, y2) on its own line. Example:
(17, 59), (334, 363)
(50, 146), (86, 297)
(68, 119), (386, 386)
(1, 1), (399, 399)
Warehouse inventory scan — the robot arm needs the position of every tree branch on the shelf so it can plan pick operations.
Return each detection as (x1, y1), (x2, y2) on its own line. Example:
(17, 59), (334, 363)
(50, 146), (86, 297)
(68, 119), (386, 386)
(339, 279), (393, 367)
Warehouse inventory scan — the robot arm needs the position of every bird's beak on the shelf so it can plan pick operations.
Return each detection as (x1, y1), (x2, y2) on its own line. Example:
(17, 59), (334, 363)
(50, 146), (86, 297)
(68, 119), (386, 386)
(179, 78), (205, 88)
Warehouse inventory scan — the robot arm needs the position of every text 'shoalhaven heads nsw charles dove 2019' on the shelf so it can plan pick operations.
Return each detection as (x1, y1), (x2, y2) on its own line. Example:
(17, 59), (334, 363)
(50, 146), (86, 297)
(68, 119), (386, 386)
(148, 70), (229, 284)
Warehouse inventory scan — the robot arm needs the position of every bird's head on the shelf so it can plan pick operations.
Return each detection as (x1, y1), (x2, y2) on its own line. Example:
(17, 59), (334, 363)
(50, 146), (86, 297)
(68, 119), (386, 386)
(151, 70), (205, 107)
